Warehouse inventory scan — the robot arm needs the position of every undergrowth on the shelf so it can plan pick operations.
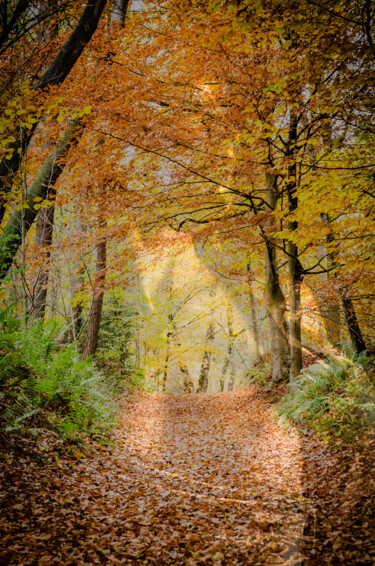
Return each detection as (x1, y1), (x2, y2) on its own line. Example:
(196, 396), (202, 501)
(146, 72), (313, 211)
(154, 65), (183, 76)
(95, 294), (148, 391)
(277, 347), (375, 441)
(0, 310), (121, 440)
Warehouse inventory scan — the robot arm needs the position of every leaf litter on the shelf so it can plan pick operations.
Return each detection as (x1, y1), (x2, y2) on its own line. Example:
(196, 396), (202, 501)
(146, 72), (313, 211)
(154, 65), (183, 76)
(1, 385), (375, 564)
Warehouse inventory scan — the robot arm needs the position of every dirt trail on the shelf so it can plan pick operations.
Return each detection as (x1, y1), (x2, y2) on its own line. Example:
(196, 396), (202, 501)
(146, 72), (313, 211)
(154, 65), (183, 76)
(1, 386), (374, 565)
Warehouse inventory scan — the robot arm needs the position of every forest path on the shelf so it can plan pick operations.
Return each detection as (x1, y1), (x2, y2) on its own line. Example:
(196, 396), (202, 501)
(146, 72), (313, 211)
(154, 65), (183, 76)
(111, 387), (305, 564)
(2, 386), (374, 565)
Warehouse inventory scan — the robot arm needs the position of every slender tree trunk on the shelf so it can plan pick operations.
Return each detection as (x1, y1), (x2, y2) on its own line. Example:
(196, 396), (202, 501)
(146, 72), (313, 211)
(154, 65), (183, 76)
(220, 349), (230, 392)
(286, 116), (303, 386)
(263, 173), (290, 384)
(161, 324), (173, 393)
(322, 213), (366, 352)
(111, 0), (129, 25)
(197, 322), (214, 393)
(62, 263), (84, 343)
(181, 363), (194, 393)
(82, 222), (106, 359)
(32, 203), (55, 319)
(288, 245), (303, 384)
(0, 120), (82, 284)
(342, 294), (366, 353)
(227, 363), (236, 391)
(0, 0), (107, 223)
(247, 262), (261, 360)
(220, 304), (238, 392)
(320, 213), (341, 345)
(322, 300), (341, 346)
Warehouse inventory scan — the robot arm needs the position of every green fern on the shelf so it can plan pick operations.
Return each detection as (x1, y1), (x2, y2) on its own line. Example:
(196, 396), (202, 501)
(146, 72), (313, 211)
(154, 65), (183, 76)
(277, 350), (375, 440)
(0, 312), (118, 438)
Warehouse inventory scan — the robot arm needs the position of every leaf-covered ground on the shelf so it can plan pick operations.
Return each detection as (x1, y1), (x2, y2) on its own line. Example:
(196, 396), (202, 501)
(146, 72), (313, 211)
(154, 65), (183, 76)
(1, 386), (375, 565)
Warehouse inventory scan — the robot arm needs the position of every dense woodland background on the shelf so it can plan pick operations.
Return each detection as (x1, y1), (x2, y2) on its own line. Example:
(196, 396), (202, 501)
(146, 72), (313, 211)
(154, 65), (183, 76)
(1, 1), (375, 563)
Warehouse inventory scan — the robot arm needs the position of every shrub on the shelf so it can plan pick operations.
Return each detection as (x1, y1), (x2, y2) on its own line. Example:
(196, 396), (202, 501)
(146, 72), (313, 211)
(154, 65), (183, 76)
(276, 348), (375, 441)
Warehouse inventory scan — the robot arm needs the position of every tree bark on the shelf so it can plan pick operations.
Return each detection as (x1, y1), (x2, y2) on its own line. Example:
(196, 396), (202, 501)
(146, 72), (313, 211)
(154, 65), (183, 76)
(82, 224), (106, 359)
(263, 173), (290, 384)
(342, 294), (367, 353)
(197, 322), (214, 393)
(220, 351), (230, 392)
(111, 0), (129, 25)
(288, 244), (303, 384)
(286, 116), (303, 386)
(0, 120), (81, 284)
(227, 363), (236, 391)
(181, 363), (194, 393)
(220, 305), (238, 392)
(320, 213), (340, 345)
(0, 0), (107, 223)
(32, 203), (55, 319)
(321, 213), (366, 353)
(161, 315), (173, 393)
(247, 262), (261, 360)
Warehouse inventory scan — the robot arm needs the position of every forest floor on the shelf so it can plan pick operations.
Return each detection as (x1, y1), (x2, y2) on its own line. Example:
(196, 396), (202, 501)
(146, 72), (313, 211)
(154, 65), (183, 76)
(1, 386), (375, 565)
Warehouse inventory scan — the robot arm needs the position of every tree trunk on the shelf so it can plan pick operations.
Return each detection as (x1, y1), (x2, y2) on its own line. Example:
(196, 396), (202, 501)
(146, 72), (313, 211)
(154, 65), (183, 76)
(322, 301), (341, 346)
(321, 213), (365, 352)
(0, 120), (82, 284)
(61, 261), (85, 344)
(320, 213), (341, 345)
(342, 294), (366, 353)
(220, 304), (238, 392)
(111, 0), (129, 25)
(288, 244), (303, 384)
(227, 363), (236, 391)
(247, 263), (261, 360)
(181, 363), (194, 393)
(0, 0), (107, 223)
(263, 173), (290, 384)
(286, 116), (303, 386)
(72, 264), (85, 339)
(32, 203), (55, 319)
(220, 349), (230, 392)
(82, 226), (106, 359)
(160, 311), (177, 393)
(197, 322), (214, 393)
(161, 331), (172, 393)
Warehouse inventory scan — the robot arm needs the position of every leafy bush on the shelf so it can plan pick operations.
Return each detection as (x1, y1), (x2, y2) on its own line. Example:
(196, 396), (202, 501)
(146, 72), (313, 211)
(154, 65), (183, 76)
(0, 313), (119, 438)
(246, 355), (271, 386)
(276, 348), (375, 440)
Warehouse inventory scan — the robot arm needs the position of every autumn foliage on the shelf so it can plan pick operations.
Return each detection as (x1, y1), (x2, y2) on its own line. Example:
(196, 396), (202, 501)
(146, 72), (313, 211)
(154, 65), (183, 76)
(1, 0), (375, 563)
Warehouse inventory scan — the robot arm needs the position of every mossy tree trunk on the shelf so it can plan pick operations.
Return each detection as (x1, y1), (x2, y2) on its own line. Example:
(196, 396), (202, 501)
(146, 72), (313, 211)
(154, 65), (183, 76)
(0, 121), (81, 284)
